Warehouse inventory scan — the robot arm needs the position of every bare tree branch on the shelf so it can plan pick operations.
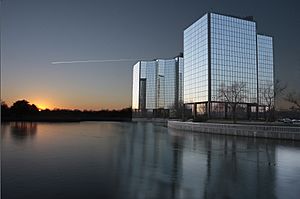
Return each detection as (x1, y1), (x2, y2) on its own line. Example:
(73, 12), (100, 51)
(219, 82), (247, 123)
(274, 79), (287, 98)
(285, 92), (300, 109)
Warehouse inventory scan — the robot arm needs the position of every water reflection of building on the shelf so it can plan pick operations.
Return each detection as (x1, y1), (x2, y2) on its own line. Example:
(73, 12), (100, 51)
(114, 123), (277, 198)
(177, 131), (277, 198)
(114, 123), (184, 198)
(132, 55), (184, 118)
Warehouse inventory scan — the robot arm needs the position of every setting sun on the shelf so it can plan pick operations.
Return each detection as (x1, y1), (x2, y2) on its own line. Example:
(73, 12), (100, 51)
(33, 101), (52, 110)
(36, 104), (47, 110)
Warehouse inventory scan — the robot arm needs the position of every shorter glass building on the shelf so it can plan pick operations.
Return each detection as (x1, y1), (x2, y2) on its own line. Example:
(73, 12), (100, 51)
(132, 55), (183, 118)
(184, 13), (274, 119)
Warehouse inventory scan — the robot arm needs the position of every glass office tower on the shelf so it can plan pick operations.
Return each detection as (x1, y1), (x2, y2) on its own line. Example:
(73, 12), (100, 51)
(257, 34), (274, 107)
(132, 56), (183, 118)
(184, 13), (274, 119)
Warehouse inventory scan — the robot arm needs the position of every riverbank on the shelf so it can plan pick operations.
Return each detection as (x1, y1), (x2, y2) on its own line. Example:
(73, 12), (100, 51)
(168, 121), (300, 141)
(1, 116), (132, 122)
(1, 106), (132, 122)
(132, 118), (167, 124)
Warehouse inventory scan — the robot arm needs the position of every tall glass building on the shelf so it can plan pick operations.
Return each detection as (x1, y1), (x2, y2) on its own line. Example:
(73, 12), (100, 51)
(184, 13), (274, 119)
(132, 55), (183, 118)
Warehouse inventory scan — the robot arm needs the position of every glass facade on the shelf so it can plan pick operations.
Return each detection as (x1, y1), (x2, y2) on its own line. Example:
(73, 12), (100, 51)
(132, 62), (140, 109)
(210, 13), (257, 104)
(157, 60), (165, 108)
(144, 61), (157, 109)
(183, 13), (274, 119)
(184, 14), (208, 103)
(163, 59), (177, 108)
(257, 35), (274, 106)
(132, 56), (183, 117)
(177, 57), (184, 104)
(133, 12), (274, 119)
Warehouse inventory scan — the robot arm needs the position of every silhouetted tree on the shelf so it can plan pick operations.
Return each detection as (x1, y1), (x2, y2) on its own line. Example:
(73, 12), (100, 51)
(2, 99), (132, 121)
(285, 92), (300, 110)
(10, 100), (39, 116)
(1, 101), (9, 110)
(1, 101), (10, 117)
(274, 79), (287, 102)
(261, 85), (275, 122)
(261, 80), (287, 121)
(219, 82), (246, 123)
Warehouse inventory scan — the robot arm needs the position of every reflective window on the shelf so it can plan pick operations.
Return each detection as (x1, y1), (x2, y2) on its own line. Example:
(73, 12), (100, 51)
(178, 57), (184, 104)
(160, 59), (177, 109)
(132, 62), (140, 109)
(145, 61), (157, 109)
(132, 57), (183, 111)
(210, 13), (257, 103)
(184, 14), (208, 103)
(257, 35), (274, 105)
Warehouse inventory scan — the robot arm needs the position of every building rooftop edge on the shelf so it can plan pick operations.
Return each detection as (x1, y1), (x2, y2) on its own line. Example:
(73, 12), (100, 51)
(257, 33), (274, 38)
(134, 54), (183, 64)
(183, 12), (256, 31)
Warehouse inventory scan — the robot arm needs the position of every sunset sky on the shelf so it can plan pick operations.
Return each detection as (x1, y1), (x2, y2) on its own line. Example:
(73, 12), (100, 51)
(1, 0), (300, 110)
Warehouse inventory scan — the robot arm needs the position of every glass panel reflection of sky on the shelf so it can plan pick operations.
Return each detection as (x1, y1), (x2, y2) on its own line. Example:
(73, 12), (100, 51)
(257, 35), (274, 105)
(183, 13), (267, 104)
(132, 62), (140, 109)
(145, 61), (157, 109)
(163, 59), (176, 108)
(211, 13), (257, 103)
(132, 58), (182, 110)
(184, 14), (208, 103)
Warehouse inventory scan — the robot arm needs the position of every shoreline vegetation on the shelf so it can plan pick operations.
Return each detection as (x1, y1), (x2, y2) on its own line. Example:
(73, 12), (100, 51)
(1, 100), (132, 122)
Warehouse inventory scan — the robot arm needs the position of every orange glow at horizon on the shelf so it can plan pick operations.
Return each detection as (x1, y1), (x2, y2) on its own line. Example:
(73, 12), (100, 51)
(4, 97), (130, 111)
(29, 98), (54, 110)
(28, 98), (129, 110)
(34, 102), (52, 110)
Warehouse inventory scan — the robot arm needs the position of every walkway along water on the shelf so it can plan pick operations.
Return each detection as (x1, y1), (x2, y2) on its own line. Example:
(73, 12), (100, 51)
(168, 121), (300, 141)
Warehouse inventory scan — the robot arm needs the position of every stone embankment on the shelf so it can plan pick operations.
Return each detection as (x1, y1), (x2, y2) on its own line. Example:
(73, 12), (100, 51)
(168, 121), (300, 141)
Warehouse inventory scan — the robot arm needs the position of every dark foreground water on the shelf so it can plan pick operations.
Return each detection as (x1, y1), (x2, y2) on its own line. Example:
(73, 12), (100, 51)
(1, 122), (300, 199)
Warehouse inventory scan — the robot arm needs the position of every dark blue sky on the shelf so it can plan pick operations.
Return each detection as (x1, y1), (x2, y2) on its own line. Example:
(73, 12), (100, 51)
(1, 0), (299, 109)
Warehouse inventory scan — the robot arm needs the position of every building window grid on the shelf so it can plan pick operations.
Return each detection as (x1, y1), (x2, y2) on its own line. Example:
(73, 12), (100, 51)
(210, 14), (257, 104)
(162, 59), (177, 109)
(257, 35), (274, 105)
(145, 61), (157, 109)
(184, 14), (208, 103)
(132, 62), (140, 109)
(133, 58), (182, 111)
(134, 13), (274, 118)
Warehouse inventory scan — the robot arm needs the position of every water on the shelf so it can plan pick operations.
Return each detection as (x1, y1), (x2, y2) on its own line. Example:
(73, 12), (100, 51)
(1, 122), (300, 199)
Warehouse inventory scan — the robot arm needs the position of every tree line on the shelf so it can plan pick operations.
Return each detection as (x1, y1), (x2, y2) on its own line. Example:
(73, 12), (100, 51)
(1, 100), (132, 122)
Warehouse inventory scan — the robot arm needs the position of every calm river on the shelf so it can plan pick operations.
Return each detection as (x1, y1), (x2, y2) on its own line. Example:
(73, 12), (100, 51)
(1, 122), (300, 199)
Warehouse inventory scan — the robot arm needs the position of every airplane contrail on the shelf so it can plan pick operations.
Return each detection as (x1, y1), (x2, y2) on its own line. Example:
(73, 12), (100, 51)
(51, 58), (141, 65)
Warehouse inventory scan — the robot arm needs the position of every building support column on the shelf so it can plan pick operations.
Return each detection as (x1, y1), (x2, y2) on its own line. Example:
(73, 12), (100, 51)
(207, 13), (212, 120)
(247, 104), (251, 120)
(182, 104), (185, 121)
(256, 105), (259, 120)
(225, 103), (228, 119)
(207, 102), (211, 119)
(193, 103), (197, 119)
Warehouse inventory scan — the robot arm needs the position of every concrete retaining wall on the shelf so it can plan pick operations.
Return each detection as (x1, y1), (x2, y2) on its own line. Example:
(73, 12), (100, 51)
(132, 118), (168, 124)
(168, 121), (300, 141)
